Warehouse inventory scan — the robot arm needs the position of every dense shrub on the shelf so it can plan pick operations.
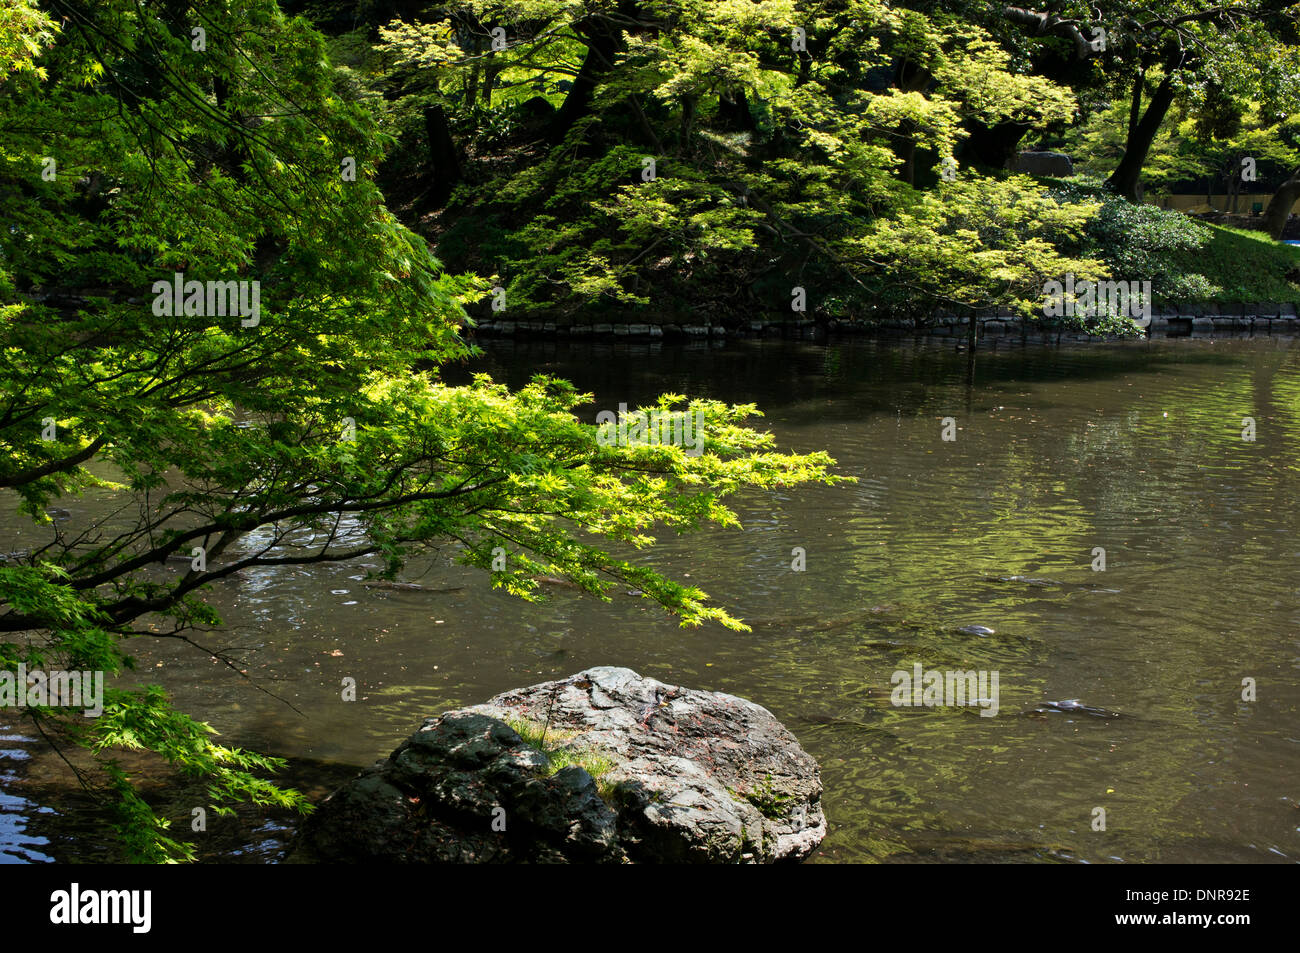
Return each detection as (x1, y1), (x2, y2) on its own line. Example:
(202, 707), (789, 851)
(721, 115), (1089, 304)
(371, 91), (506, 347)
(1051, 178), (1221, 302)
(1083, 196), (1221, 301)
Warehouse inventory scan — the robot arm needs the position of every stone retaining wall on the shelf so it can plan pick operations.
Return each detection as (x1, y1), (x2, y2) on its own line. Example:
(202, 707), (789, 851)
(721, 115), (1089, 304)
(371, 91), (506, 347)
(470, 303), (1300, 341)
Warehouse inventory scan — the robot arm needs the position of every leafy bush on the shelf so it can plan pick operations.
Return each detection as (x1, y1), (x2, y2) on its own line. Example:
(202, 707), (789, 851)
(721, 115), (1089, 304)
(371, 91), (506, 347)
(1080, 193), (1222, 301)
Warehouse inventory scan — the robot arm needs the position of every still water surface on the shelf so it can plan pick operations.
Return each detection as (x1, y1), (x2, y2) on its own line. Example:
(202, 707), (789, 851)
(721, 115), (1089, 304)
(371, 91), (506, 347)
(4, 336), (1299, 863)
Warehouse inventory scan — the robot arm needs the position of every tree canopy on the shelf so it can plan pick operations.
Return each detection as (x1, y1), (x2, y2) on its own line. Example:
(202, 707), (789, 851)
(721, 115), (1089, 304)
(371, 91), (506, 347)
(0, 0), (842, 860)
(2, 0), (1298, 861)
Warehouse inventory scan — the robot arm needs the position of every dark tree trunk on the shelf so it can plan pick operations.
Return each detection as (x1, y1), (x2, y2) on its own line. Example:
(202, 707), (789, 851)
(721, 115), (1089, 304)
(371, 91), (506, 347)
(1264, 174), (1300, 239)
(963, 119), (1031, 170)
(894, 59), (935, 184)
(482, 60), (502, 106)
(212, 75), (251, 183)
(423, 104), (462, 207)
(966, 309), (979, 389)
(547, 12), (628, 143)
(465, 60), (480, 107)
(1127, 69), (1143, 143)
(718, 88), (757, 132)
(1106, 71), (1177, 203)
(892, 58), (931, 185)
(680, 94), (697, 149)
(896, 121), (917, 185)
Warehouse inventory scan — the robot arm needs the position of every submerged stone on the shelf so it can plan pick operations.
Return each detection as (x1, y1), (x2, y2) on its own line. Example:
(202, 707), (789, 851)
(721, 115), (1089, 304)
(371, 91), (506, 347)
(1028, 698), (1122, 719)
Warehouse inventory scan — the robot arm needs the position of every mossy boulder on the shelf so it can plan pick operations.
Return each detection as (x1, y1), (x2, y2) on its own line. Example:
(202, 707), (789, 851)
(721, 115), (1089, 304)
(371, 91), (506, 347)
(290, 667), (825, 863)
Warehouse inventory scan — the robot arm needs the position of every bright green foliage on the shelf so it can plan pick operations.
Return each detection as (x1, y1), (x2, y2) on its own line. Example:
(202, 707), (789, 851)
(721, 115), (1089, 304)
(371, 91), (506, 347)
(0, 0), (56, 78)
(855, 176), (1102, 319)
(380, 0), (1084, 321)
(0, 0), (844, 860)
(7, 0), (1293, 864)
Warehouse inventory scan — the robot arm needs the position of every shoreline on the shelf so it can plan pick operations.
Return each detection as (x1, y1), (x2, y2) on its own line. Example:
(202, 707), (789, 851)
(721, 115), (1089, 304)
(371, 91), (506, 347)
(469, 302), (1300, 343)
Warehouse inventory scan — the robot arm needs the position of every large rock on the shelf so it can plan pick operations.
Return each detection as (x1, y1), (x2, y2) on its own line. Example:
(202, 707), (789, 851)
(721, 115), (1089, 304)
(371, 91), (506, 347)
(1011, 151), (1074, 177)
(290, 667), (826, 863)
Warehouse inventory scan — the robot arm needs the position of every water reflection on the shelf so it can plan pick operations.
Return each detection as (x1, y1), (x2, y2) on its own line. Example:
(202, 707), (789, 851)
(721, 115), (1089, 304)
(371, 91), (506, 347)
(5, 336), (1300, 863)
(0, 725), (55, 864)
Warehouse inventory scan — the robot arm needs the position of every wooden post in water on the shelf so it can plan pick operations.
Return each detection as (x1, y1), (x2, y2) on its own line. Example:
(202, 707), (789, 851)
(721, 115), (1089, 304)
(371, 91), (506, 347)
(965, 306), (979, 389)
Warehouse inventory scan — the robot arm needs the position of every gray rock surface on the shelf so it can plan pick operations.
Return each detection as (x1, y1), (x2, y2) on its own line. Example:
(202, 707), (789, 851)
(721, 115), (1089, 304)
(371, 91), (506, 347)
(1012, 151), (1074, 177)
(290, 666), (826, 863)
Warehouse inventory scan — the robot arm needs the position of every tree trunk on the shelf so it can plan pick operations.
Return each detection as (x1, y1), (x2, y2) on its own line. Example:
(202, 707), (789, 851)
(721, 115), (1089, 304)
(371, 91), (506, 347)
(892, 59), (930, 185)
(966, 311), (979, 389)
(1264, 174), (1300, 239)
(423, 104), (462, 207)
(465, 60), (480, 107)
(895, 121), (917, 185)
(482, 61), (501, 106)
(680, 94), (697, 150)
(962, 119), (1030, 170)
(547, 9), (631, 144)
(1127, 70), (1143, 142)
(718, 88), (757, 132)
(1106, 72), (1177, 203)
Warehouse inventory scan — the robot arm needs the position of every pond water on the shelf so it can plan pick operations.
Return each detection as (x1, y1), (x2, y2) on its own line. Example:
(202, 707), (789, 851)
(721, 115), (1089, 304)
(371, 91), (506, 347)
(4, 334), (1300, 863)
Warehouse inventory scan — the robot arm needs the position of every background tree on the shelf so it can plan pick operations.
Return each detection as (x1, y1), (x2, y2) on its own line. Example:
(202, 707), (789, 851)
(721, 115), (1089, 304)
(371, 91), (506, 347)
(356, 0), (1095, 325)
(1003, 0), (1300, 202)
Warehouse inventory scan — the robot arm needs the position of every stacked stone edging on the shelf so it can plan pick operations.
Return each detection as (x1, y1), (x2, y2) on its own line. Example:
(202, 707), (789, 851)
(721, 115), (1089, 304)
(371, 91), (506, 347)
(470, 303), (1300, 341)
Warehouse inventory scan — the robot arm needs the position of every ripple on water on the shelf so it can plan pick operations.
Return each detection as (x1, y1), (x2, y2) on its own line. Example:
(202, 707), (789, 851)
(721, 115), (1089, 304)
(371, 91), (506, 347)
(5, 337), (1300, 863)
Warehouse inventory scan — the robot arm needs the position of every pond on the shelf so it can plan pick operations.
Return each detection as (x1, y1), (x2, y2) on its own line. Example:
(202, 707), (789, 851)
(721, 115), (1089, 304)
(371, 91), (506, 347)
(4, 334), (1299, 863)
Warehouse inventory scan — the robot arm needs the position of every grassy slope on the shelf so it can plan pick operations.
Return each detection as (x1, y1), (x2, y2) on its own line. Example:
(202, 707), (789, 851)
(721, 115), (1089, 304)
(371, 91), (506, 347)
(1179, 225), (1300, 304)
(1036, 175), (1300, 305)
